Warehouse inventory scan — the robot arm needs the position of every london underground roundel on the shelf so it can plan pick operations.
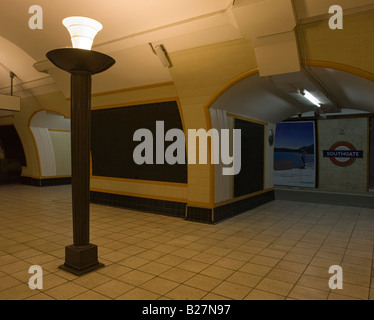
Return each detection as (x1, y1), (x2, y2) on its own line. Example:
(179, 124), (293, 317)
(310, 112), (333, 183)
(323, 142), (364, 167)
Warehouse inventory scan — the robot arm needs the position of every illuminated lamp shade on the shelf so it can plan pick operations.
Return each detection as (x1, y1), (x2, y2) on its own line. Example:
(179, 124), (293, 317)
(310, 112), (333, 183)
(62, 16), (103, 50)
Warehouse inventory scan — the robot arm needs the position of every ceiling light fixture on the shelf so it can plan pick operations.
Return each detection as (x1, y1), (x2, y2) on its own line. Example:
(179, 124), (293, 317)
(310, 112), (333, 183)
(154, 44), (172, 68)
(301, 90), (321, 108)
(62, 16), (103, 50)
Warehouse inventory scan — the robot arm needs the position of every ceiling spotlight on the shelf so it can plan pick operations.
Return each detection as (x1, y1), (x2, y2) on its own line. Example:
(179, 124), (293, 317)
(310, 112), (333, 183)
(301, 90), (321, 108)
(62, 16), (103, 50)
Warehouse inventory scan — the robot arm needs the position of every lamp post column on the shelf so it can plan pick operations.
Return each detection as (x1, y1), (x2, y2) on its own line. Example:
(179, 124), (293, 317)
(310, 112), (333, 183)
(46, 48), (115, 275)
(62, 69), (102, 275)
(70, 71), (92, 246)
(46, 16), (114, 276)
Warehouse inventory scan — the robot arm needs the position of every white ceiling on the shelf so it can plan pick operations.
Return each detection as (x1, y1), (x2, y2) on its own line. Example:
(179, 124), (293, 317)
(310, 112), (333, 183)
(0, 0), (373, 121)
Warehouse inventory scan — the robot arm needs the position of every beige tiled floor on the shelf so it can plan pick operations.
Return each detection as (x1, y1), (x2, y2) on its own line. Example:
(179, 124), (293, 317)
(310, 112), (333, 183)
(1, 184), (374, 300)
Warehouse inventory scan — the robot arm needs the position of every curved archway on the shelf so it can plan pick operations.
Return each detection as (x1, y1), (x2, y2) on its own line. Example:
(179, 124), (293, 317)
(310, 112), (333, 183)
(208, 61), (374, 123)
(29, 109), (71, 179)
(206, 61), (374, 204)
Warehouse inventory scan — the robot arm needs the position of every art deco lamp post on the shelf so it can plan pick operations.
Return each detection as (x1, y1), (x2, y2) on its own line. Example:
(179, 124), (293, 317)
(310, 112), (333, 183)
(47, 17), (115, 275)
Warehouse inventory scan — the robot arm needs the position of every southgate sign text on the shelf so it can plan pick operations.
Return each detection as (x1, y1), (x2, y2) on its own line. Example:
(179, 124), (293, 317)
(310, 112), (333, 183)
(323, 141), (363, 166)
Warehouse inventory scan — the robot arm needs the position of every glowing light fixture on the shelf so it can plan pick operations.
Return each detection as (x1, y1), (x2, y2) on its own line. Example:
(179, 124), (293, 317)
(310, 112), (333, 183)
(62, 16), (103, 50)
(301, 90), (321, 108)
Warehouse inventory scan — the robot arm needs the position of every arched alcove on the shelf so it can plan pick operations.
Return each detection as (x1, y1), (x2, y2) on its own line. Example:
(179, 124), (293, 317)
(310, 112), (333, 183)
(29, 109), (71, 179)
(209, 62), (374, 207)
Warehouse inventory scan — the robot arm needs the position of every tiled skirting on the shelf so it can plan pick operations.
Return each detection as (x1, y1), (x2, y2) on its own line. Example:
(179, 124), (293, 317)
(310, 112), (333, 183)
(21, 176), (72, 187)
(187, 190), (275, 224)
(90, 191), (187, 218)
(214, 190), (275, 222)
(90, 190), (275, 224)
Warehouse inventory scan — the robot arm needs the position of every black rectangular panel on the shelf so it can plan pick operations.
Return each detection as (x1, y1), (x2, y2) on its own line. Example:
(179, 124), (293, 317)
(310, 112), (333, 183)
(0, 125), (26, 166)
(91, 101), (187, 183)
(234, 119), (264, 198)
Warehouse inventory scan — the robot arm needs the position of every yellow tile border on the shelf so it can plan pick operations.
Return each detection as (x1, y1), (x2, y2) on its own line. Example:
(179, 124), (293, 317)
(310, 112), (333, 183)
(67, 81), (175, 100)
(305, 60), (374, 82)
(213, 188), (274, 208)
(91, 96), (180, 110)
(48, 129), (71, 133)
(187, 188), (274, 210)
(90, 187), (187, 203)
(21, 174), (71, 179)
(226, 113), (267, 126)
(91, 175), (187, 188)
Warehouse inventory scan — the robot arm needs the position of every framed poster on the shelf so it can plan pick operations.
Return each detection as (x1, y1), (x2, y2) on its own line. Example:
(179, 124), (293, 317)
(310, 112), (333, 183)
(274, 121), (316, 188)
(370, 117), (374, 192)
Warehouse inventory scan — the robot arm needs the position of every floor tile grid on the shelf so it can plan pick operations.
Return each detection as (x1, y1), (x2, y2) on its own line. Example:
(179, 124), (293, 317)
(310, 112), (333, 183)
(86, 201), (346, 298)
(233, 202), (345, 299)
(90, 200), (304, 300)
(0, 192), (300, 300)
(0, 185), (374, 296)
(275, 206), (360, 300)
(98, 200), (372, 300)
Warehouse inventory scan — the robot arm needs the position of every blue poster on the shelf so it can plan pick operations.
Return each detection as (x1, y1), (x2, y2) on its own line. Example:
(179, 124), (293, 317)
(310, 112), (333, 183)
(274, 121), (316, 188)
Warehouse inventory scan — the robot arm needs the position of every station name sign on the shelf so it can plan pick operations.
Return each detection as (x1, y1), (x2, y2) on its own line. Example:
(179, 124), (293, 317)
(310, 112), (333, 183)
(323, 141), (363, 167)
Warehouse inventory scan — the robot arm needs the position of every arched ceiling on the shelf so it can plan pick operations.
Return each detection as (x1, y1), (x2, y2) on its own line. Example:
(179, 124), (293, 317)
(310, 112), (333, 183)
(211, 66), (374, 123)
(0, 0), (239, 98)
(0, 0), (373, 122)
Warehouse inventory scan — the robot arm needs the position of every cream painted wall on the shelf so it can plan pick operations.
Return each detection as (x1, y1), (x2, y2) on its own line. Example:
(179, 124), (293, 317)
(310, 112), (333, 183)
(169, 39), (258, 205)
(91, 83), (178, 109)
(300, 11), (374, 73)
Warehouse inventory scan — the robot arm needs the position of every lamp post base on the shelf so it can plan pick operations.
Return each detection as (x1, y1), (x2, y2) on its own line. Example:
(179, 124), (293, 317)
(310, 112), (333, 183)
(59, 244), (104, 276)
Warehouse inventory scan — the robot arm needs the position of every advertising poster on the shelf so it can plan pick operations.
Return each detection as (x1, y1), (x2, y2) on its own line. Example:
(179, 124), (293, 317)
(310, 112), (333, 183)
(370, 118), (374, 192)
(274, 121), (316, 188)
